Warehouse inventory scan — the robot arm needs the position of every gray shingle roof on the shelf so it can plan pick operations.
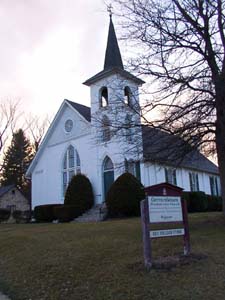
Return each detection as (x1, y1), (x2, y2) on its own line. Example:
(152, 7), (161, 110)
(83, 67), (145, 86)
(0, 185), (15, 198)
(66, 100), (91, 122)
(142, 125), (219, 175)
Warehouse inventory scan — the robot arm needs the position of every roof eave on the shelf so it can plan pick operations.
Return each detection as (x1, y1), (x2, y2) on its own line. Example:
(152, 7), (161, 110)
(143, 156), (219, 175)
(26, 99), (91, 177)
(83, 67), (145, 86)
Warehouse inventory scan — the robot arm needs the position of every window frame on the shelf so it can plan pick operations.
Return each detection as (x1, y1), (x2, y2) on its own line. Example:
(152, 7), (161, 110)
(164, 167), (177, 185)
(99, 87), (109, 108)
(102, 115), (111, 142)
(62, 145), (81, 196)
(209, 176), (219, 196)
(189, 172), (199, 192)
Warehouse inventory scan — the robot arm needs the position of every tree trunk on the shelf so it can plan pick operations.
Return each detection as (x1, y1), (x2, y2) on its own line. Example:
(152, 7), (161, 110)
(215, 80), (225, 216)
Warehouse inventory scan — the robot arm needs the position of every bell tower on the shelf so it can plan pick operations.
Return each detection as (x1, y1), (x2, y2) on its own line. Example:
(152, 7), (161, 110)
(83, 13), (145, 144)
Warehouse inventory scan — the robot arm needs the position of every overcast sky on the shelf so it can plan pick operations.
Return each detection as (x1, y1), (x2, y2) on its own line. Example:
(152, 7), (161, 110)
(0, 0), (118, 116)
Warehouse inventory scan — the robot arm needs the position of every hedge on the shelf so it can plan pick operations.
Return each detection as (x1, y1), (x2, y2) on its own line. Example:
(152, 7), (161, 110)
(106, 172), (145, 217)
(54, 205), (82, 222)
(207, 195), (222, 211)
(0, 208), (10, 222)
(34, 204), (63, 222)
(182, 191), (222, 213)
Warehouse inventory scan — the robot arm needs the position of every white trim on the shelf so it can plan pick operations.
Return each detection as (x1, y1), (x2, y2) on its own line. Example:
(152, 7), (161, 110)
(26, 100), (90, 177)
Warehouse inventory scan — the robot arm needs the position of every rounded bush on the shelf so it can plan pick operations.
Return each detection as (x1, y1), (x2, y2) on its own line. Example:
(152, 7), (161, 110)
(54, 205), (82, 222)
(0, 208), (10, 222)
(64, 174), (94, 215)
(34, 204), (62, 222)
(106, 172), (145, 217)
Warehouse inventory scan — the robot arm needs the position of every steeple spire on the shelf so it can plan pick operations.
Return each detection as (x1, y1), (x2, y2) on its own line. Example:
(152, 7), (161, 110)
(103, 14), (124, 70)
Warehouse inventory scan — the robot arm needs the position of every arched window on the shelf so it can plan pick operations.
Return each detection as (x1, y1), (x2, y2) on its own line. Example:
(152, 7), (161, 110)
(103, 156), (114, 199)
(100, 87), (108, 107)
(124, 86), (131, 106)
(62, 145), (81, 195)
(102, 115), (111, 142)
(125, 114), (132, 142)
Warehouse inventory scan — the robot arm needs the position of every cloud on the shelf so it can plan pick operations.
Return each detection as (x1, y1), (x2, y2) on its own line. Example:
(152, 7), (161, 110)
(0, 0), (117, 114)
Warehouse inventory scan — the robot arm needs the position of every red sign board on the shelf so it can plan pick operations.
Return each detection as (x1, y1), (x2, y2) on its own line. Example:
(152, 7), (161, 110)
(140, 183), (191, 270)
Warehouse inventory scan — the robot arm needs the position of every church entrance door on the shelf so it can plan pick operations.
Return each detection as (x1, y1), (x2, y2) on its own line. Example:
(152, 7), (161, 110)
(103, 156), (114, 200)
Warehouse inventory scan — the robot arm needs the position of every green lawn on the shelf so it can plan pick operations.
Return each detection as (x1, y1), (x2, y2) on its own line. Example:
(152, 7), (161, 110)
(0, 213), (225, 300)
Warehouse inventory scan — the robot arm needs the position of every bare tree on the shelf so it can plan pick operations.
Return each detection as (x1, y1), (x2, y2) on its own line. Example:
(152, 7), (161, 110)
(24, 114), (51, 152)
(0, 99), (21, 155)
(110, 0), (225, 214)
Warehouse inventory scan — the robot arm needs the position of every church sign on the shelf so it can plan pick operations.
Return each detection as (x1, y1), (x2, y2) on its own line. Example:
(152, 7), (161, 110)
(140, 183), (190, 270)
(148, 196), (183, 223)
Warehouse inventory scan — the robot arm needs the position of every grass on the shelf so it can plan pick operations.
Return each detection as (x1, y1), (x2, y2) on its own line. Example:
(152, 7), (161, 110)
(0, 212), (225, 300)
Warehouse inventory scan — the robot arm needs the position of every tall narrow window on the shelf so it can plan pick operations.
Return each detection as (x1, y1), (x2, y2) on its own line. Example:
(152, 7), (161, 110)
(165, 168), (177, 185)
(125, 114), (132, 142)
(62, 146), (81, 196)
(100, 87), (108, 107)
(76, 150), (81, 174)
(189, 172), (199, 191)
(209, 176), (219, 196)
(124, 86), (131, 106)
(102, 115), (111, 142)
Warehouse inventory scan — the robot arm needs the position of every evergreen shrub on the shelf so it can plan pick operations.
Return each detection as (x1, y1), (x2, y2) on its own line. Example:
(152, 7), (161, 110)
(106, 172), (145, 217)
(182, 192), (208, 212)
(0, 208), (10, 222)
(54, 205), (82, 222)
(34, 204), (62, 222)
(207, 195), (222, 211)
(64, 174), (94, 215)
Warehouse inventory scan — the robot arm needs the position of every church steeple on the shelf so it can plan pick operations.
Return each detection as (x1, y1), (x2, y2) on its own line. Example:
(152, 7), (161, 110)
(103, 16), (124, 70)
(83, 12), (144, 87)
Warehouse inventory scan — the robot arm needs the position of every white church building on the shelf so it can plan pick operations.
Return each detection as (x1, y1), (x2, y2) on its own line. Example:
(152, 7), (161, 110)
(26, 17), (220, 209)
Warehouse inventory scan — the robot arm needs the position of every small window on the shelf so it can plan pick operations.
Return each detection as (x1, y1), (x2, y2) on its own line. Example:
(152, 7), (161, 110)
(189, 172), (199, 191)
(125, 160), (141, 181)
(165, 168), (177, 185)
(100, 87), (108, 107)
(209, 176), (219, 196)
(102, 115), (111, 142)
(124, 86), (131, 106)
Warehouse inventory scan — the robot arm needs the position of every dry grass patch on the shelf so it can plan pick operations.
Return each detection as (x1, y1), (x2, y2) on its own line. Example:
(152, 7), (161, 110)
(0, 213), (224, 300)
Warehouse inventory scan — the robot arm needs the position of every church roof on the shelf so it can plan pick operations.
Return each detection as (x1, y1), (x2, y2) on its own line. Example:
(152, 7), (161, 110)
(142, 125), (219, 175)
(66, 100), (91, 122)
(0, 184), (15, 198)
(83, 67), (145, 86)
(83, 17), (144, 86)
(104, 16), (124, 70)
